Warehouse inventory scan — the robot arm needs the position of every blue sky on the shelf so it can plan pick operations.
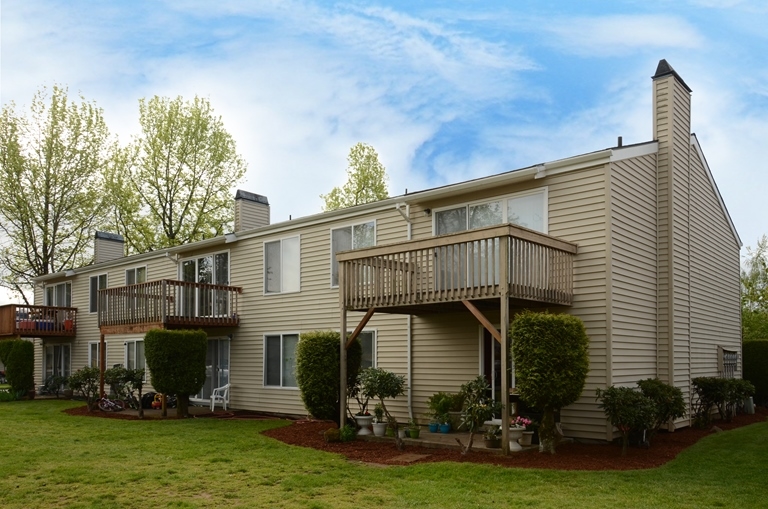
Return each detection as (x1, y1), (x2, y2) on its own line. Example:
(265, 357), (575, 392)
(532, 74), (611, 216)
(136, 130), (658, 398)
(1, 1), (767, 302)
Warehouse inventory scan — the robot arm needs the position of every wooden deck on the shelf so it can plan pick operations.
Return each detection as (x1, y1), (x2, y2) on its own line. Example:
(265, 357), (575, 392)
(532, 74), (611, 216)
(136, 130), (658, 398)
(336, 223), (577, 313)
(98, 279), (242, 334)
(0, 304), (78, 338)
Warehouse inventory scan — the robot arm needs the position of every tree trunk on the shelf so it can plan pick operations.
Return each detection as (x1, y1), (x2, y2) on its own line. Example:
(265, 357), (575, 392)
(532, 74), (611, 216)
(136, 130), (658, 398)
(177, 394), (190, 418)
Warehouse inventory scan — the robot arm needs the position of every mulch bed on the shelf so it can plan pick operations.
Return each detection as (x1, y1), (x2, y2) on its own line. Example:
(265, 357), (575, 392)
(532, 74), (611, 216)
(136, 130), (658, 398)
(63, 403), (767, 471)
(262, 407), (768, 471)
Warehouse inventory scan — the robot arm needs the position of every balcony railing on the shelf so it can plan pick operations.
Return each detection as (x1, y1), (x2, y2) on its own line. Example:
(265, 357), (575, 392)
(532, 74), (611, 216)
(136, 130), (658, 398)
(336, 224), (577, 311)
(98, 279), (242, 331)
(0, 304), (78, 338)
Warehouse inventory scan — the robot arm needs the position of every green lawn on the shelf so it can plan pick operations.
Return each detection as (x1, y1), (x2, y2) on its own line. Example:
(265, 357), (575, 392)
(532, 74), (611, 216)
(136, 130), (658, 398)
(0, 401), (765, 509)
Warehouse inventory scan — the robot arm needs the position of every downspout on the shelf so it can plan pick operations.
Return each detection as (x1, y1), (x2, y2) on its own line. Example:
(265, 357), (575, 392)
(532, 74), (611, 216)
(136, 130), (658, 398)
(396, 203), (414, 420)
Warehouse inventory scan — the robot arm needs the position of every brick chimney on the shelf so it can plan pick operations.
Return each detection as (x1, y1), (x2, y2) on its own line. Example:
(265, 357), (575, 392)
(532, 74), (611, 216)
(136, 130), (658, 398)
(234, 190), (270, 232)
(94, 231), (125, 264)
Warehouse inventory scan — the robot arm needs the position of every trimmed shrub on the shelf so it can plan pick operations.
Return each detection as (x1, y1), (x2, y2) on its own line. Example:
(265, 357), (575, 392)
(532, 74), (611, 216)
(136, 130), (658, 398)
(511, 311), (590, 454)
(637, 378), (686, 436)
(144, 329), (207, 418)
(596, 386), (655, 456)
(69, 366), (101, 411)
(295, 331), (362, 424)
(0, 339), (19, 366)
(43, 374), (69, 398)
(744, 339), (768, 405)
(6, 340), (34, 395)
(692, 377), (754, 425)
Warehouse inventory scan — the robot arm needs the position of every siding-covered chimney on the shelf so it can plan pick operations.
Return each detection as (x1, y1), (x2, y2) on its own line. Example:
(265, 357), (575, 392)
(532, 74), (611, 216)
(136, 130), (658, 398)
(94, 231), (125, 264)
(234, 190), (270, 232)
(652, 59), (692, 389)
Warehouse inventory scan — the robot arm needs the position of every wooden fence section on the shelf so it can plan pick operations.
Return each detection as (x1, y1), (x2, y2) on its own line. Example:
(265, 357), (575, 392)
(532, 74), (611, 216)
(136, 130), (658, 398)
(0, 304), (78, 338)
(337, 224), (577, 311)
(98, 279), (242, 329)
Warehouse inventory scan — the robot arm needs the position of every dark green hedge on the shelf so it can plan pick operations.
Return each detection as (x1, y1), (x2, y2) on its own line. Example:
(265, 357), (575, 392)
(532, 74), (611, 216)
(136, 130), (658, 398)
(144, 329), (207, 417)
(511, 311), (590, 453)
(744, 339), (768, 405)
(6, 340), (34, 394)
(0, 339), (19, 366)
(296, 331), (362, 423)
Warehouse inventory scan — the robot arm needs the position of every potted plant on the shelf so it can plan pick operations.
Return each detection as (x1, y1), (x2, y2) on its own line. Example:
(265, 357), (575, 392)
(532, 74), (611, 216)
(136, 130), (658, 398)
(483, 425), (501, 449)
(438, 413), (452, 433)
(514, 416), (533, 446)
(359, 367), (407, 450)
(508, 415), (530, 452)
(408, 418), (420, 439)
(454, 376), (502, 454)
(372, 403), (387, 436)
(426, 392), (452, 431)
(349, 373), (372, 435)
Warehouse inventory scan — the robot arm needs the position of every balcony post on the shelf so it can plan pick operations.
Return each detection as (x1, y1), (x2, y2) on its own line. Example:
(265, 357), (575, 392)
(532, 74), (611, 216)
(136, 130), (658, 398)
(500, 236), (510, 455)
(339, 264), (348, 427)
(99, 333), (106, 398)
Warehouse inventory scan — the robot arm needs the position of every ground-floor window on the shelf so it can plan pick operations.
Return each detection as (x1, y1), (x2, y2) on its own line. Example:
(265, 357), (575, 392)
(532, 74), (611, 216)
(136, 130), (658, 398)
(194, 338), (230, 401)
(88, 341), (107, 369)
(481, 330), (502, 402)
(264, 333), (298, 388)
(357, 331), (376, 369)
(125, 340), (145, 376)
(45, 344), (71, 380)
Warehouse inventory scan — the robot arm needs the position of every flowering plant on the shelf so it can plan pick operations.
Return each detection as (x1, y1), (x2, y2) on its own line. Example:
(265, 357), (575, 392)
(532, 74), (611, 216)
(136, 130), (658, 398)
(513, 416), (532, 428)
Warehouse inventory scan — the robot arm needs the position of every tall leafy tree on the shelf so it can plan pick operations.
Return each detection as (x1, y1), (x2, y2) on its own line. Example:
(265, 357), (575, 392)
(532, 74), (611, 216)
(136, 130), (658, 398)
(107, 96), (246, 254)
(0, 85), (110, 302)
(321, 142), (389, 211)
(742, 235), (768, 339)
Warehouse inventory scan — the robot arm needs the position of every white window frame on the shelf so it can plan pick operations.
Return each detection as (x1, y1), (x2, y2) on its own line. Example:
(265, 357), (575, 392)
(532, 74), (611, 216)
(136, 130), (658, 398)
(124, 340), (146, 380)
(263, 332), (300, 389)
(191, 336), (231, 403)
(44, 343), (71, 381)
(45, 281), (72, 307)
(88, 341), (107, 369)
(89, 274), (108, 314)
(178, 249), (231, 318)
(351, 329), (376, 370)
(432, 188), (548, 235)
(263, 235), (301, 295)
(330, 220), (377, 288)
(125, 266), (148, 285)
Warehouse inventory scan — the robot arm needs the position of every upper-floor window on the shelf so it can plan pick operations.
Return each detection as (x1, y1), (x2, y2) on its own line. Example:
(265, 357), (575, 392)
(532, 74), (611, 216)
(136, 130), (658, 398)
(331, 221), (375, 287)
(45, 282), (71, 307)
(179, 251), (229, 318)
(434, 189), (547, 235)
(125, 266), (147, 285)
(89, 274), (108, 313)
(264, 236), (300, 294)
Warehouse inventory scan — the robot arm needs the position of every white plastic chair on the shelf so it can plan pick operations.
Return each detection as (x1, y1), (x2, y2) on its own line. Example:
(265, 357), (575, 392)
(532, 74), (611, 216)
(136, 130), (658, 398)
(210, 384), (230, 412)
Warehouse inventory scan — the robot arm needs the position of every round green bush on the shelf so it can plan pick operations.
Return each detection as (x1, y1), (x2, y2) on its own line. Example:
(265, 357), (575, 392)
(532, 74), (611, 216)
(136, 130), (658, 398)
(296, 331), (362, 423)
(511, 311), (590, 453)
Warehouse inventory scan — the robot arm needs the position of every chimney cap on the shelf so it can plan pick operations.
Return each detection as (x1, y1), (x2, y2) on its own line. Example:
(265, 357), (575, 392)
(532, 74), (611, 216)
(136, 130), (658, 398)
(235, 189), (269, 205)
(652, 59), (692, 93)
(94, 231), (124, 242)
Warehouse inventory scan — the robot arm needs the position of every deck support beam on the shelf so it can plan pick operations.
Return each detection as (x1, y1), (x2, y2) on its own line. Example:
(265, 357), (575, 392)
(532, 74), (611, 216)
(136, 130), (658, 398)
(346, 308), (375, 349)
(461, 300), (501, 343)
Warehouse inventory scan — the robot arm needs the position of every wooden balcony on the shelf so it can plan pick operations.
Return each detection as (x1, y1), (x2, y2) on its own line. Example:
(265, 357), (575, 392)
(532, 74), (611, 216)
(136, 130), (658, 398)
(98, 279), (242, 334)
(337, 224), (577, 314)
(0, 304), (78, 338)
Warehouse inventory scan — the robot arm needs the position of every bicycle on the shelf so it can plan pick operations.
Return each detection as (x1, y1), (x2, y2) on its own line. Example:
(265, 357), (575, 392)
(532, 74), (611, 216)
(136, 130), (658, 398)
(97, 396), (126, 412)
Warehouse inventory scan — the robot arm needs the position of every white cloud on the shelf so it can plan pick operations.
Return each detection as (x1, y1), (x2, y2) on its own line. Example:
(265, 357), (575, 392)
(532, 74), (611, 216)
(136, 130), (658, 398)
(540, 15), (705, 57)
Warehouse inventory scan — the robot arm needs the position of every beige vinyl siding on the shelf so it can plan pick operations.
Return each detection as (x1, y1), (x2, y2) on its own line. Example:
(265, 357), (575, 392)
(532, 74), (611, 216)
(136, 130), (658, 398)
(688, 144), (741, 378)
(671, 80), (692, 411)
(227, 207), (411, 416)
(548, 165), (610, 440)
(609, 154), (658, 387)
